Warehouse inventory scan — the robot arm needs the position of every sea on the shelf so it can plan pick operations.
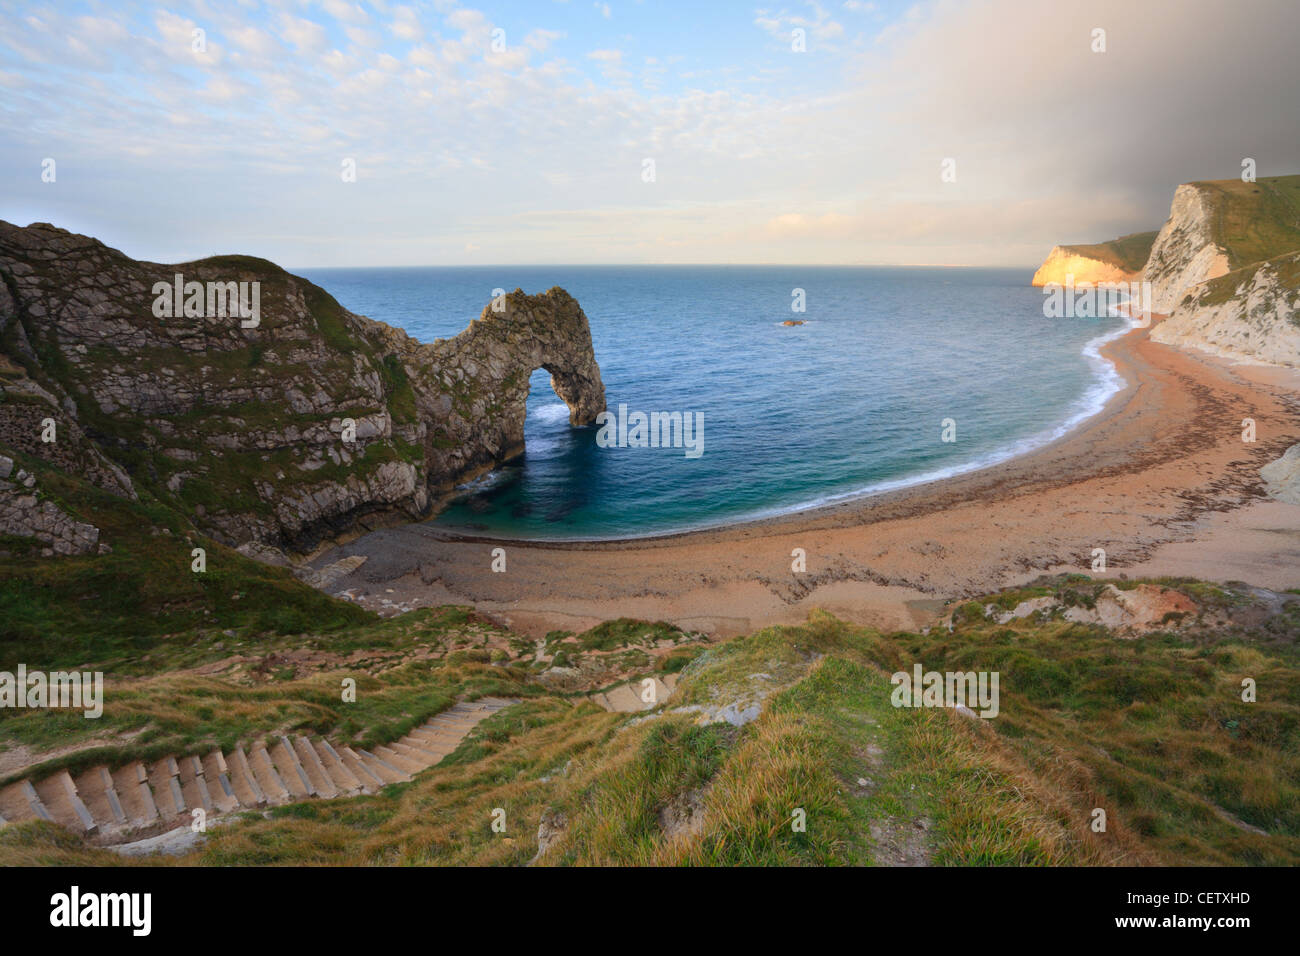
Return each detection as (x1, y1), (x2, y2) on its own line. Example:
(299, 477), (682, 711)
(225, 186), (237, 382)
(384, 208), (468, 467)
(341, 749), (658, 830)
(296, 265), (1129, 539)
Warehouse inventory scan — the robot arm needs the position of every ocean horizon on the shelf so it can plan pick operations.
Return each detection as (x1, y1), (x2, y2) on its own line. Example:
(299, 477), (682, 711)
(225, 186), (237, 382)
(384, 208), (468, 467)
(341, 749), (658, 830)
(299, 265), (1129, 539)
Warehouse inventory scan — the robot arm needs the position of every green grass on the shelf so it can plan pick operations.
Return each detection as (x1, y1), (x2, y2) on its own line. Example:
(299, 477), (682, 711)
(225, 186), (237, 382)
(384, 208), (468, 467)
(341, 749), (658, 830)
(1198, 175), (1300, 271)
(1059, 230), (1159, 274)
(1, 575), (1297, 867)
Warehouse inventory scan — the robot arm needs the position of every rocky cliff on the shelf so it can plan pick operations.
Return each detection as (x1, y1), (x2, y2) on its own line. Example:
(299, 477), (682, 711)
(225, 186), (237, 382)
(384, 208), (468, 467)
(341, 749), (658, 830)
(1151, 250), (1300, 367)
(1036, 176), (1300, 366)
(0, 221), (604, 555)
(1030, 231), (1156, 287)
(1141, 184), (1233, 313)
(1145, 176), (1300, 362)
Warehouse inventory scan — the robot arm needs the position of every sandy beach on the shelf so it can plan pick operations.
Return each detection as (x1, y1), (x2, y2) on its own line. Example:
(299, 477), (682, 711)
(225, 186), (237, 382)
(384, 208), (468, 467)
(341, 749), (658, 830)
(314, 323), (1300, 637)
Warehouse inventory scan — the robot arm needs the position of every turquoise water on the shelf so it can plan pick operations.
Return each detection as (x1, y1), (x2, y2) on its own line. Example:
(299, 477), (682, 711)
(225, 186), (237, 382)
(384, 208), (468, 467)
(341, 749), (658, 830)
(297, 266), (1126, 539)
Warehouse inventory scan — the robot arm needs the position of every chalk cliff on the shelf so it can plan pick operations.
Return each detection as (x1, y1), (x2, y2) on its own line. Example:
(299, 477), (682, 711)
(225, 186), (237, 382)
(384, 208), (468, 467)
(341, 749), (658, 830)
(1145, 177), (1300, 363)
(1151, 251), (1300, 367)
(1142, 184), (1233, 313)
(1030, 232), (1156, 288)
(0, 221), (605, 554)
(1036, 176), (1300, 366)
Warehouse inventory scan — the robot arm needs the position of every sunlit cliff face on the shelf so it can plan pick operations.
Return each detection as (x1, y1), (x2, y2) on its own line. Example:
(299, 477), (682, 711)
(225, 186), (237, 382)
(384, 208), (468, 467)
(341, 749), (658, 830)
(1031, 249), (1136, 287)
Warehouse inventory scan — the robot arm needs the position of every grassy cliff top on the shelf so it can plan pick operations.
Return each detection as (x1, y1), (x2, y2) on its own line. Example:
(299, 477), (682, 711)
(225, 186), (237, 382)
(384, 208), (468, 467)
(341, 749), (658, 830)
(1050, 174), (1300, 279)
(1193, 174), (1300, 270)
(1058, 230), (1159, 274)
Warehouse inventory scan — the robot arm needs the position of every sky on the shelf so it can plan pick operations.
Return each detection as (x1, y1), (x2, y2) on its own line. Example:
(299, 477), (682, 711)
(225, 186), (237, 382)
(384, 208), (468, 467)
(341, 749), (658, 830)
(1, 0), (1298, 267)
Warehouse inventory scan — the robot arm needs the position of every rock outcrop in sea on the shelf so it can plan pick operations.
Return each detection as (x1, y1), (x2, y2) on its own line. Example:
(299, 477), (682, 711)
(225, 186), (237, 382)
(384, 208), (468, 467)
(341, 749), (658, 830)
(0, 221), (605, 555)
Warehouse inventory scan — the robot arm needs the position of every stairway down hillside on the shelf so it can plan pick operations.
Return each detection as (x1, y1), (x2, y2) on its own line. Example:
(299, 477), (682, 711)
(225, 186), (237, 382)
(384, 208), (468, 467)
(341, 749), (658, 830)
(0, 697), (516, 841)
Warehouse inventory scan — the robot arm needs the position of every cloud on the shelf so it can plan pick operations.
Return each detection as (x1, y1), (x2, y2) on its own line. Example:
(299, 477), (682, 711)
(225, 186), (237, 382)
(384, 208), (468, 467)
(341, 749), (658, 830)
(321, 0), (370, 26)
(390, 5), (424, 42)
(525, 28), (564, 52)
(755, 2), (844, 44)
(279, 14), (328, 53)
(1, 0), (1297, 267)
(228, 26), (280, 58)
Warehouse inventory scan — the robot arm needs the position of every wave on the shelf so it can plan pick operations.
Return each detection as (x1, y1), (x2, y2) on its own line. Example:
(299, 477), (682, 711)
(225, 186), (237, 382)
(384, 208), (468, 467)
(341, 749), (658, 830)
(529, 402), (571, 425)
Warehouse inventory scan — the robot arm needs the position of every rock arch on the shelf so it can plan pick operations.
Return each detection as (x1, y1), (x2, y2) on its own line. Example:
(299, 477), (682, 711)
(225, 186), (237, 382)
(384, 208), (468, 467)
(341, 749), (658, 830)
(412, 287), (607, 494)
(0, 220), (607, 549)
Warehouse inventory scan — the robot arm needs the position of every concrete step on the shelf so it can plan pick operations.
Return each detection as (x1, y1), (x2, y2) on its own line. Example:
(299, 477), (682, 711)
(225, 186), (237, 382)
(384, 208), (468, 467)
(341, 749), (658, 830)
(410, 736), (457, 759)
(420, 724), (476, 741)
(409, 731), (460, 751)
(59, 771), (98, 833)
(271, 738), (314, 798)
(438, 703), (484, 715)
(410, 728), (467, 743)
(314, 739), (362, 794)
(111, 762), (159, 826)
(407, 726), (464, 747)
(227, 747), (266, 807)
(338, 747), (386, 790)
(98, 767), (129, 827)
(401, 739), (455, 767)
(22, 780), (54, 822)
(76, 767), (127, 829)
(201, 751), (239, 813)
(34, 772), (94, 833)
(402, 728), (458, 751)
(0, 780), (42, 823)
(178, 755), (214, 818)
(0, 781), (36, 823)
(388, 740), (442, 765)
(147, 758), (185, 818)
(422, 723), (478, 738)
(291, 737), (339, 799)
(355, 749), (411, 784)
(248, 745), (290, 804)
(425, 715), (480, 728)
(372, 745), (423, 774)
(0, 700), (519, 837)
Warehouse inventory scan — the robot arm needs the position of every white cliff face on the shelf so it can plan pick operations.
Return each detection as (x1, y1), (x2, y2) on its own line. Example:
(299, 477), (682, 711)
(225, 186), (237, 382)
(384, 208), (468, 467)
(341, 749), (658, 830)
(1143, 184), (1232, 314)
(1030, 247), (1134, 287)
(1151, 254), (1300, 367)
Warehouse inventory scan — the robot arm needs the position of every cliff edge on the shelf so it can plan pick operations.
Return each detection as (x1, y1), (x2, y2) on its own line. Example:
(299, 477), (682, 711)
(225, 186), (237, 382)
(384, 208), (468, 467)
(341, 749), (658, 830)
(0, 221), (605, 554)
(1030, 231), (1156, 287)
(1034, 175), (1300, 366)
(1148, 177), (1300, 367)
